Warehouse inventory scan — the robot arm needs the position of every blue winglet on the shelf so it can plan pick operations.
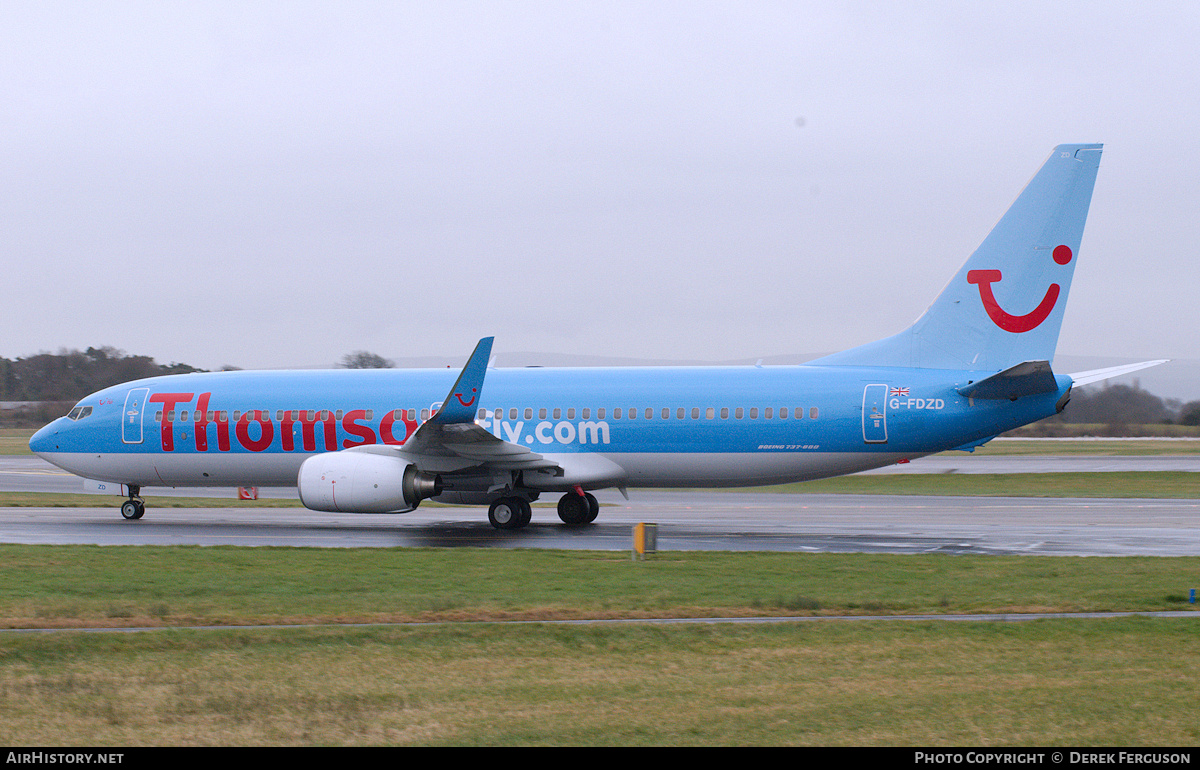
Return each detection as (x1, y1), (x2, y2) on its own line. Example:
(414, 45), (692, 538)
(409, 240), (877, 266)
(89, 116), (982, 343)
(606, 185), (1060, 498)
(430, 337), (494, 424)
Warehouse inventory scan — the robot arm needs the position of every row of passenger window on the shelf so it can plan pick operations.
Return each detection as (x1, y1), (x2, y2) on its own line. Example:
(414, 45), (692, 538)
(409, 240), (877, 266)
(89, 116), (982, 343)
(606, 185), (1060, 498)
(155, 409), (377, 423)
(477, 406), (819, 421)
(154, 405), (820, 424)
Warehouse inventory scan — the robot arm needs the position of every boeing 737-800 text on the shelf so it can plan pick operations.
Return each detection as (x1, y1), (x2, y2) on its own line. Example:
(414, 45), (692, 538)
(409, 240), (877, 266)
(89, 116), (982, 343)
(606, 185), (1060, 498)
(30, 144), (1164, 528)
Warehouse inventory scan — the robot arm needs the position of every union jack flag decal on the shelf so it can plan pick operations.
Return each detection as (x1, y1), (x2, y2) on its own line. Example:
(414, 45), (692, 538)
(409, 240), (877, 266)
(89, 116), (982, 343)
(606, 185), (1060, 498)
(889, 387), (910, 397)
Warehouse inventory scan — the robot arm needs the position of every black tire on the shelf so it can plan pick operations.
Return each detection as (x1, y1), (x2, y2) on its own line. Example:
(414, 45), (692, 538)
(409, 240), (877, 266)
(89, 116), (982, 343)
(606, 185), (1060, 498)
(120, 499), (144, 520)
(584, 492), (599, 523)
(557, 493), (590, 525)
(488, 498), (522, 530)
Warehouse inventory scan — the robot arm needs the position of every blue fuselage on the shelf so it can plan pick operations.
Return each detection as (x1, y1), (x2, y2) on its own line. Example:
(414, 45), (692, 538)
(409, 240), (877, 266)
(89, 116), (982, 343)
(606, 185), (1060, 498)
(30, 364), (1069, 491)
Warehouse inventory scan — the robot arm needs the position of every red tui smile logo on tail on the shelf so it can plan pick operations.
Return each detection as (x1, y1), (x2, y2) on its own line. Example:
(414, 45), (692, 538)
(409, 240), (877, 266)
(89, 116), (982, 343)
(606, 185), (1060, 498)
(967, 245), (1072, 333)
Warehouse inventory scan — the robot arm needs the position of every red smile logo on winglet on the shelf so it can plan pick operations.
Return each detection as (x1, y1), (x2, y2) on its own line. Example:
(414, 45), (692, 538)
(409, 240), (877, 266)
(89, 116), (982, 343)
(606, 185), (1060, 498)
(967, 245), (1072, 333)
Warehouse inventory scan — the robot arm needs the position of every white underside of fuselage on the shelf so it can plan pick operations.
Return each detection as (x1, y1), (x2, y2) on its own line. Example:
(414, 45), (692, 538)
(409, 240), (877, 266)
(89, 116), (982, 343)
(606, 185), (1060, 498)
(37, 449), (918, 495)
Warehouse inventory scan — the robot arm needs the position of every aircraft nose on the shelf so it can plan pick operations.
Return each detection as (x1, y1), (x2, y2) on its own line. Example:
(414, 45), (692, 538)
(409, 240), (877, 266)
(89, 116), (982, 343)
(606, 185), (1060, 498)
(28, 421), (60, 457)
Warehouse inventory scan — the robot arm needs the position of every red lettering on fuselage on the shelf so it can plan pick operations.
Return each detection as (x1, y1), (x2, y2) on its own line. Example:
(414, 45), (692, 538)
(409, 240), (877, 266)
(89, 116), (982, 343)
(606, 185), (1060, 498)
(279, 409), (298, 452)
(235, 409), (274, 452)
(193, 392), (211, 452)
(298, 410), (338, 452)
(148, 392), (194, 452)
(146, 393), (424, 453)
(380, 409), (418, 445)
(341, 409), (376, 449)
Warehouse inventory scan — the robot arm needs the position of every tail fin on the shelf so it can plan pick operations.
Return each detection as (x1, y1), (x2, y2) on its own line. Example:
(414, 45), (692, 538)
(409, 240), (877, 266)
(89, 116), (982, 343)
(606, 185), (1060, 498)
(812, 144), (1103, 371)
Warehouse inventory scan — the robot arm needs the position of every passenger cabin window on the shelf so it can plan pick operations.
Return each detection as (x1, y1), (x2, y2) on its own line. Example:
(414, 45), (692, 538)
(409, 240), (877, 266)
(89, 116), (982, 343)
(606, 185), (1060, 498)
(810, 407), (819, 419)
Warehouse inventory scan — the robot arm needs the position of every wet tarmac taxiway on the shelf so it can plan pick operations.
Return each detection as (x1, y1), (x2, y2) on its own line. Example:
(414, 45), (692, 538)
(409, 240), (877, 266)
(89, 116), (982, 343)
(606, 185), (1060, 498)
(3, 456), (1200, 556)
(1, 491), (1198, 556)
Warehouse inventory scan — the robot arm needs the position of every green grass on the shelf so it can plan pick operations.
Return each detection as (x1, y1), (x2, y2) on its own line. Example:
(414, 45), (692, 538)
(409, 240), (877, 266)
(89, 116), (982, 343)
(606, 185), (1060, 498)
(745, 471), (1200, 498)
(0, 429), (34, 456)
(978, 437), (1200, 455)
(1, 547), (1199, 745)
(2, 545), (1196, 629)
(0, 618), (1197, 746)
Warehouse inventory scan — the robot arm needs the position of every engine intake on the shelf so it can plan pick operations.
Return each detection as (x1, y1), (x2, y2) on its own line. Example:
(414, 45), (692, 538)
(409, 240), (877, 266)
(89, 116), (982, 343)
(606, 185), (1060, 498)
(298, 451), (441, 513)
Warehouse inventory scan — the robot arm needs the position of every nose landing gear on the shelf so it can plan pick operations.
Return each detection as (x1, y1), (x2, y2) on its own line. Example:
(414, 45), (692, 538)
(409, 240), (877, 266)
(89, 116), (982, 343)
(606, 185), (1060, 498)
(120, 485), (145, 520)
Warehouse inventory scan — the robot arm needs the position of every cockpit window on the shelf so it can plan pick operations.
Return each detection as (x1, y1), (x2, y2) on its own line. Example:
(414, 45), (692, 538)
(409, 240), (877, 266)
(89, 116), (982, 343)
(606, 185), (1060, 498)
(66, 406), (93, 421)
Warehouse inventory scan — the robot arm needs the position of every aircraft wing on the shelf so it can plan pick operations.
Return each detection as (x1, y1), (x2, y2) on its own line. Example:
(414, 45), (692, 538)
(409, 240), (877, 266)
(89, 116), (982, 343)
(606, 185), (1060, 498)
(383, 337), (561, 474)
(396, 420), (560, 473)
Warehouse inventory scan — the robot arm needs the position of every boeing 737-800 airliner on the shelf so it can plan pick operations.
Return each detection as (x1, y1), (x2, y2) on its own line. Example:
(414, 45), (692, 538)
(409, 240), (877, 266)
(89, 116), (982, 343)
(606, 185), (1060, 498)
(29, 144), (1164, 529)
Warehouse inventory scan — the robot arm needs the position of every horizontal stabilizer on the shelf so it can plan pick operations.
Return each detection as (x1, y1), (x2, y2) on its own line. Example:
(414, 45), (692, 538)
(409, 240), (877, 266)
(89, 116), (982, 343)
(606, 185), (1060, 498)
(1067, 360), (1169, 388)
(957, 360), (1058, 400)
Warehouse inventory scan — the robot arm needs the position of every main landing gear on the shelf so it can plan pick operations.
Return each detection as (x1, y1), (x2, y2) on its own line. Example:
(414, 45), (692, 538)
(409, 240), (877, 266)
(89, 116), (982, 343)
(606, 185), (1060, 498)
(556, 490), (599, 526)
(488, 496), (533, 530)
(120, 485), (145, 520)
(486, 490), (600, 530)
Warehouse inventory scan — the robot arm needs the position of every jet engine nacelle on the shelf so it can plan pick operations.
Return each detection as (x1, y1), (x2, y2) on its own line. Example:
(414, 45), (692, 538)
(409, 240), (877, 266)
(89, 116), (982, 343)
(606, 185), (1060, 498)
(297, 450), (441, 513)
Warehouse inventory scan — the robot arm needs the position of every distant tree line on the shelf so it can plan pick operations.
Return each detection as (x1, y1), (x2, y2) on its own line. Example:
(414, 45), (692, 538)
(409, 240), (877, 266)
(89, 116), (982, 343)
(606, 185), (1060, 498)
(339, 351), (394, 369)
(1052, 382), (1199, 426)
(0, 347), (203, 403)
(0, 348), (399, 426)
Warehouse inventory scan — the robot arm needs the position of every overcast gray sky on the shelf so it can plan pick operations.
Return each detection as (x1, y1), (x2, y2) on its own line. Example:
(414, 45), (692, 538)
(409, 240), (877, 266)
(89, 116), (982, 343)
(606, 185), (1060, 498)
(3, 1), (1197, 373)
